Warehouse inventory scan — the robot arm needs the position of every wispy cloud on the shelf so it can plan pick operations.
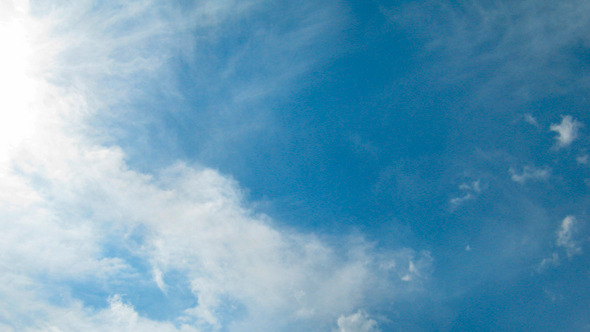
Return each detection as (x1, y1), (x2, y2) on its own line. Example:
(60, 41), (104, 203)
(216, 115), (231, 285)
(576, 154), (589, 165)
(523, 113), (539, 127)
(550, 115), (583, 148)
(450, 180), (483, 209)
(386, 0), (590, 103)
(0, 1), (434, 331)
(537, 215), (582, 272)
(556, 215), (581, 257)
(509, 166), (551, 184)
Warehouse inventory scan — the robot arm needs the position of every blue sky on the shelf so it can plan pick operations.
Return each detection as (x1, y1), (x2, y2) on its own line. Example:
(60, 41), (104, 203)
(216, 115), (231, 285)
(1, 0), (589, 331)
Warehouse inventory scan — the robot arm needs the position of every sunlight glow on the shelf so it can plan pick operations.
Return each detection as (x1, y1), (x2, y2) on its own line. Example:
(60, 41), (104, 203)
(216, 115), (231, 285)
(0, 2), (40, 161)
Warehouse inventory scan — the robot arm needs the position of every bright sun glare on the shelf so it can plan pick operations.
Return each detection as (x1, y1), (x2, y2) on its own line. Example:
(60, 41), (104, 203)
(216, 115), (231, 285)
(0, 2), (41, 160)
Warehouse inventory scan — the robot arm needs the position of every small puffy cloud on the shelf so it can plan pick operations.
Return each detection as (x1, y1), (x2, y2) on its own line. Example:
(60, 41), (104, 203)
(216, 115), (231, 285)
(556, 215), (581, 257)
(334, 311), (380, 332)
(509, 166), (551, 184)
(550, 115), (583, 148)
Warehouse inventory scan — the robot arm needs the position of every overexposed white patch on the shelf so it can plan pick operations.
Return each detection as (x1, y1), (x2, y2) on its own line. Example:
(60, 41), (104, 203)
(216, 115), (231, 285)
(0, 0), (42, 162)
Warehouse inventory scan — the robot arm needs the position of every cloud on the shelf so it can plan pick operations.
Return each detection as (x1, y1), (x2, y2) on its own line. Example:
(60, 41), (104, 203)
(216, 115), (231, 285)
(29, 0), (342, 167)
(450, 180), (483, 209)
(556, 215), (582, 257)
(386, 0), (590, 103)
(550, 115), (583, 148)
(0, 1), (437, 330)
(537, 253), (560, 272)
(0, 278), (200, 332)
(334, 311), (380, 332)
(524, 113), (539, 127)
(509, 166), (551, 184)
(0, 5), (431, 330)
(537, 216), (582, 272)
(0, 111), (433, 331)
(1, 97), (432, 331)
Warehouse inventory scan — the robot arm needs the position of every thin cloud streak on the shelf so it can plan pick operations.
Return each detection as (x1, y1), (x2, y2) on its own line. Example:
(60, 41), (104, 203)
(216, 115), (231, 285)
(509, 166), (551, 184)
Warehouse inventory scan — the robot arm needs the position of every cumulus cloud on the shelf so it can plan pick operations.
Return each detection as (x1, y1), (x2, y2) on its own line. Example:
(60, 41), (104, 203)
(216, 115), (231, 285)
(550, 116), (583, 148)
(509, 166), (551, 184)
(0, 103), (433, 331)
(334, 311), (380, 332)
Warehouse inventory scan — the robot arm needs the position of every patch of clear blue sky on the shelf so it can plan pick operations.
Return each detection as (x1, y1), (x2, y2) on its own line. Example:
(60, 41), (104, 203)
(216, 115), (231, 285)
(85, 0), (590, 329)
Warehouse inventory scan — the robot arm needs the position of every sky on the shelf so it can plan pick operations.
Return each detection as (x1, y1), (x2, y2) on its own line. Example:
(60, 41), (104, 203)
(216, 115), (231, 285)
(1, 0), (589, 331)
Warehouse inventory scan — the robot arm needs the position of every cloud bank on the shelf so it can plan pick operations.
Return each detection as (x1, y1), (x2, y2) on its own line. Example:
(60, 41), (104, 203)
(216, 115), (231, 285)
(0, 1), (431, 331)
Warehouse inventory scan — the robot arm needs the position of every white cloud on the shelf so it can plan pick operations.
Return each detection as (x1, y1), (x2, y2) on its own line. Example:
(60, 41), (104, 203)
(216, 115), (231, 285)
(0, 1), (432, 330)
(556, 215), (581, 257)
(550, 115), (583, 148)
(538, 216), (583, 272)
(5, 117), (427, 330)
(509, 166), (551, 184)
(1, 121), (431, 331)
(334, 311), (380, 332)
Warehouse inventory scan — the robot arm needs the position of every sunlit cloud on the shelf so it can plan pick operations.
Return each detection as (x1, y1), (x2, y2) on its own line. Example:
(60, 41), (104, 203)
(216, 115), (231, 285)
(550, 115), (583, 148)
(0, 1), (430, 331)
